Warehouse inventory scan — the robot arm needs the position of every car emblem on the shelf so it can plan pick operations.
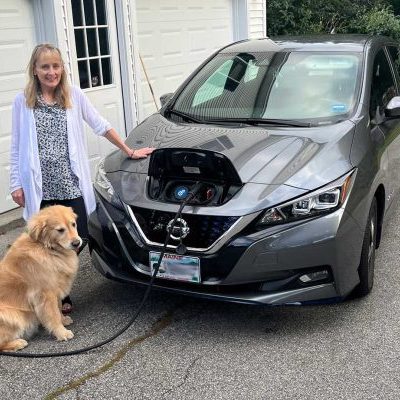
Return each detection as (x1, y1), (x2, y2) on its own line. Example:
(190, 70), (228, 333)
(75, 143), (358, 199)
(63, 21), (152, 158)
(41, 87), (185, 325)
(166, 218), (190, 241)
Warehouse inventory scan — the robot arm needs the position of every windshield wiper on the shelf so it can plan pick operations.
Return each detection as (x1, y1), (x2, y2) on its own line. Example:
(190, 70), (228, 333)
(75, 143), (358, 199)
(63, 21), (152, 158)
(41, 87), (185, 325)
(166, 111), (312, 127)
(167, 109), (203, 123)
(204, 117), (312, 128)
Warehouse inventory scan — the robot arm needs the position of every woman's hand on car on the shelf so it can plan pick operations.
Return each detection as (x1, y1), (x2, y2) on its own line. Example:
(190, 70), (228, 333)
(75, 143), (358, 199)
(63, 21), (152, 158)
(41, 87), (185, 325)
(127, 147), (155, 159)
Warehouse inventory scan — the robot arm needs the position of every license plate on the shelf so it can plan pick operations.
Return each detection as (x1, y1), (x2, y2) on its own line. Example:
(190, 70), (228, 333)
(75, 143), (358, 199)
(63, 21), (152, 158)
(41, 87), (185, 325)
(149, 251), (200, 283)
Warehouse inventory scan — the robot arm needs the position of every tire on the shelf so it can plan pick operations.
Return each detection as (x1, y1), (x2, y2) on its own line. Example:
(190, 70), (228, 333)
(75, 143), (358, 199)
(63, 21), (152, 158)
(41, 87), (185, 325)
(354, 198), (378, 297)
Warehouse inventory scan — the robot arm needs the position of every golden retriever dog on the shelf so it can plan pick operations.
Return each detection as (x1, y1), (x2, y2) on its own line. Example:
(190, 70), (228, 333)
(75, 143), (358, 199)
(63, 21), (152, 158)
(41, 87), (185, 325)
(0, 205), (81, 352)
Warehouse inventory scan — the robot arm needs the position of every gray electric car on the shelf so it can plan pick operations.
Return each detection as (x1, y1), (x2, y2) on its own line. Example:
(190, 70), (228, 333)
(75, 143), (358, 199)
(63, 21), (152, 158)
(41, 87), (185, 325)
(88, 35), (400, 305)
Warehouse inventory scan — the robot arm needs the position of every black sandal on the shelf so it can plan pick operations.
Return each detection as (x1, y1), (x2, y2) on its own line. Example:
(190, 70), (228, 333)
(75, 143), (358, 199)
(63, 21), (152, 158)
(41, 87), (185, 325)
(61, 296), (73, 314)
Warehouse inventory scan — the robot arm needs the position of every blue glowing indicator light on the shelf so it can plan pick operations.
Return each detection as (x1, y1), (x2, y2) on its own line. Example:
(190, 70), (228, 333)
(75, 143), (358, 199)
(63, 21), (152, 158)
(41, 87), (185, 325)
(174, 186), (189, 200)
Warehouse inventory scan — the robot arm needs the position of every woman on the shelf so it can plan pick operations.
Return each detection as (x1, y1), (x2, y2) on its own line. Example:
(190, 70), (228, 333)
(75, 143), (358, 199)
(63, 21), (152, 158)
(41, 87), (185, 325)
(10, 43), (154, 313)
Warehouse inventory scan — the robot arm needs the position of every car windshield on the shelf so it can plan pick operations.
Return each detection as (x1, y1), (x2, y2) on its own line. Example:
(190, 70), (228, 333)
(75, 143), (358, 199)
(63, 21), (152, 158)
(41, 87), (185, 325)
(171, 51), (362, 124)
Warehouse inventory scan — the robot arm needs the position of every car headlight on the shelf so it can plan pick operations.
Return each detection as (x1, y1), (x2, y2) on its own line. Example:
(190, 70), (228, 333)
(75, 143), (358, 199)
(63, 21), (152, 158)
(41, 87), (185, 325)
(255, 169), (356, 229)
(94, 158), (123, 208)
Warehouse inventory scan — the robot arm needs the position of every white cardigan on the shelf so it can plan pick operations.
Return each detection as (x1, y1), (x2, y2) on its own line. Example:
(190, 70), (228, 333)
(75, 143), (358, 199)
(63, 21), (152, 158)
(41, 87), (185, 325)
(10, 86), (111, 220)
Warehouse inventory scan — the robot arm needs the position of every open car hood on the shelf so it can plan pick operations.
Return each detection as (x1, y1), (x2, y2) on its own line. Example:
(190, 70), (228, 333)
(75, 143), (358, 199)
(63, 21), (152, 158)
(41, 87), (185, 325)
(105, 113), (355, 190)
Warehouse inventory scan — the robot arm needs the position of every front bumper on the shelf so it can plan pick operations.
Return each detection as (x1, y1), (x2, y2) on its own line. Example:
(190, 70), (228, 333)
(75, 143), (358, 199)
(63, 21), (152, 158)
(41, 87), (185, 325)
(88, 191), (364, 305)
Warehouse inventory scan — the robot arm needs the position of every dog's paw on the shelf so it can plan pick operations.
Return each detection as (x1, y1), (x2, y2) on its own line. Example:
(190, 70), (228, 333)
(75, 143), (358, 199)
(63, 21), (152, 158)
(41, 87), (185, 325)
(14, 339), (28, 351)
(2, 339), (29, 352)
(62, 315), (73, 326)
(55, 328), (74, 341)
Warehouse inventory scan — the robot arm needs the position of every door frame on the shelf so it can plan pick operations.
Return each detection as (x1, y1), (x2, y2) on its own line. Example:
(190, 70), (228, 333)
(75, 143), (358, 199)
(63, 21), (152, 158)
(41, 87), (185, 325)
(114, 0), (139, 133)
(232, 0), (249, 41)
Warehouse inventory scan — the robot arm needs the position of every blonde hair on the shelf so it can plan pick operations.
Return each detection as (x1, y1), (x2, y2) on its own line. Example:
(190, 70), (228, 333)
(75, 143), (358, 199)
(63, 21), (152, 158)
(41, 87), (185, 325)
(25, 43), (72, 109)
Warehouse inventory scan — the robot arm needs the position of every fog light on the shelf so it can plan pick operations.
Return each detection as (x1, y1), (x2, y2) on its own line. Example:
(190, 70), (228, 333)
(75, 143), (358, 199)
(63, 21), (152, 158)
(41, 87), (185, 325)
(299, 270), (329, 283)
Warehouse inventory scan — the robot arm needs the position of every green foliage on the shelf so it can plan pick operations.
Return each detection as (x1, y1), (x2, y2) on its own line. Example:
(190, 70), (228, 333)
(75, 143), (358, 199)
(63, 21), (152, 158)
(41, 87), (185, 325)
(355, 6), (400, 38)
(267, 0), (400, 39)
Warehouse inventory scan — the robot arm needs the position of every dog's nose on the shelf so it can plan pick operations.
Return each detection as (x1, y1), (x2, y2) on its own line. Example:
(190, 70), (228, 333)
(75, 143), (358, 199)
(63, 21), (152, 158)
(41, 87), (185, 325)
(71, 239), (81, 248)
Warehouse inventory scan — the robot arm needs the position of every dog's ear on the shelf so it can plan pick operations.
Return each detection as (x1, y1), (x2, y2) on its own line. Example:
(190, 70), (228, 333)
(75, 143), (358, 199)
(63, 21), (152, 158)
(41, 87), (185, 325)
(71, 210), (78, 223)
(27, 215), (47, 243)
(66, 206), (78, 223)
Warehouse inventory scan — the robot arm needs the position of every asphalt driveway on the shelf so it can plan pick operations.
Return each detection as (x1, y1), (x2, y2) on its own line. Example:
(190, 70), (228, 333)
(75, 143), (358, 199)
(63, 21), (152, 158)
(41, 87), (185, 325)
(1, 201), (400, 399)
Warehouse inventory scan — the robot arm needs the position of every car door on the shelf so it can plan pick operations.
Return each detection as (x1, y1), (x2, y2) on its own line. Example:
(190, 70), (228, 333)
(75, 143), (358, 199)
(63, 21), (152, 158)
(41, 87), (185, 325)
(369, 47), (400, 206)
(385, 45), (400, 199)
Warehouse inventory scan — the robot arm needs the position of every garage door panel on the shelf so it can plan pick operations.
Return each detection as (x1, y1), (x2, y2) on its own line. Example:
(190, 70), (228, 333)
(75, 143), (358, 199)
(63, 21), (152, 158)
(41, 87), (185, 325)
(0, 0), (34, 213)
(0, 163), (14, 214)
(138, 25), (184, 65)
(0, 144), (15, 213)
(188, 22), (231, 52)
(0, 139), (11, 158)
(140, 61), (206, 117)
(0, 0), (34, 29)
(138, 21), (231, 68)
(0, 33), (33, 77)
(140, 65), (187, 97)
(0, 99), (13, 150)
(0, 72), (26, 93)
(137, 0), (231, 22)
(143, 62), (207, 83)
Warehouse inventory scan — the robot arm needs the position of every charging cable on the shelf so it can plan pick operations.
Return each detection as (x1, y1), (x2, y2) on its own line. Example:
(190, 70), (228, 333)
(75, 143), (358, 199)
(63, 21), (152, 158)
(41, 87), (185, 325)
(0, 182), (203, 358)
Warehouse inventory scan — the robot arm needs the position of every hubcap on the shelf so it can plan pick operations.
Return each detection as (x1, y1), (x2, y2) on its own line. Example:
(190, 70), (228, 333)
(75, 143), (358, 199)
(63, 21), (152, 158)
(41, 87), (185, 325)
(367, 214), (376, 286)
(368, 217), (375, 263)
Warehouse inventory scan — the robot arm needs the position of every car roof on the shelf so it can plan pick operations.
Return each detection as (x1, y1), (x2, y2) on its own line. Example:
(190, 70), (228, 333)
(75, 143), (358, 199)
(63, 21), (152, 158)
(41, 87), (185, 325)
(220, 34), (397, 54)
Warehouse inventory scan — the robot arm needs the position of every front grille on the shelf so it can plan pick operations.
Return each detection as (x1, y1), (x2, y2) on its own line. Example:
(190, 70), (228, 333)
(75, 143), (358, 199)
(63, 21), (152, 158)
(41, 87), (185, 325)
(130, 206), (240, 249)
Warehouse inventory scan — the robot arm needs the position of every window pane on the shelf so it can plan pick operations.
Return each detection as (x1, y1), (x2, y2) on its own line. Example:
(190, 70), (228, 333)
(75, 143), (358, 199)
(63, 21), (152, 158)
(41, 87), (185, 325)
(90, 59), (101, 87)
(86, 28), (98, 57)
(83, 0), (95, 25)
(74, 29), (86, 58)
(193, 60), (233, 106)
(96, 0), (107, 25)
(72, 0), (83, 26)
(370, 49), (396, 120)
(265, 54), (360, 119)
(98, 28), (110, 56)
(78, 60), (90, 89)
(101, 58), (112, 85)
(388, 46), (400, 79)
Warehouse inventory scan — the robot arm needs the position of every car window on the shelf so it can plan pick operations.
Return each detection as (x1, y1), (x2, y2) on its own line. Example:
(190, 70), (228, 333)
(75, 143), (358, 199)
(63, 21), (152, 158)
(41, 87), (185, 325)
(387, 46), (400, 88)
(173, 51), (362, 124)
(370, 49), (397, 121)
(193, 58), (261, 107)
(264, 53), (360, 120)
(193, 60), (233, 107)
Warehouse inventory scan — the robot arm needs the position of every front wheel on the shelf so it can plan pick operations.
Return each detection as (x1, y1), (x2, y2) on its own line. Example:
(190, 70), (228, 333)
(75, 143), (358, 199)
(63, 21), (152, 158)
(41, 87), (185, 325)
(354, 198), (377, 297)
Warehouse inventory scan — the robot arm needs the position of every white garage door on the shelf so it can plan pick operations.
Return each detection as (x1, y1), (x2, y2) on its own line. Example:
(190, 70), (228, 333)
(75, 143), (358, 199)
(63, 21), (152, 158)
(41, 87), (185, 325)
(136, 0), (233, 118)
(0, 0), (35, 214)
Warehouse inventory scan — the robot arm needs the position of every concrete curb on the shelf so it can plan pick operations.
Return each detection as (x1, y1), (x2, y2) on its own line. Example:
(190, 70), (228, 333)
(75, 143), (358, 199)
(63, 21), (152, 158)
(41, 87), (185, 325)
(0, 207), (25, 235)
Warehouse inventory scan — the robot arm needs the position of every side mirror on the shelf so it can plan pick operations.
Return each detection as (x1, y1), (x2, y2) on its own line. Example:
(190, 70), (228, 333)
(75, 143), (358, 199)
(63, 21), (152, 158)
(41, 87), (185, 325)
(385, 96), (400, 118)
(160, 92), (174, 107)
